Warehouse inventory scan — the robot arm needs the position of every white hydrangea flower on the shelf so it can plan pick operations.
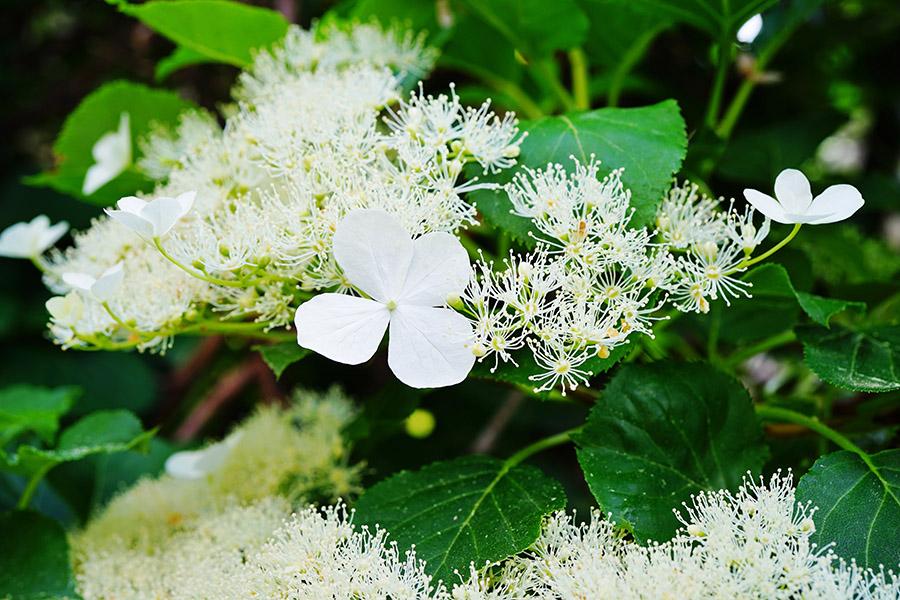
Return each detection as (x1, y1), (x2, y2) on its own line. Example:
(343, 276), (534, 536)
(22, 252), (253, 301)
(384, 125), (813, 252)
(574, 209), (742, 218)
(62, 262), (124, 302)
(0, 215), (68, 259)
(165, 431), (243, 480)
(83, 112), (131, 195)
(105, 191), (195, 240)
(743, 168), (865, 224)
(295, 209), (475, 388)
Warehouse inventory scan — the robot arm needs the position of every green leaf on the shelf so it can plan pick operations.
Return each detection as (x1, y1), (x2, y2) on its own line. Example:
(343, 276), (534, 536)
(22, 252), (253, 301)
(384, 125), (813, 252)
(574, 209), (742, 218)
(0, 511), (78, 600)
(461, 0), (589, 57)
(255, 342), (309, 379)
(574, 361), (768, 542)
(796, 449), (900, 569)
(350, 0), (442, 37)
(121, 0), (289, 68)
(472, 100), (687, 244)
(579, 0), (671, 67)
(744, 263), (864, 327)
(0, 386), (79, 447)
(623, 0), (778, 36)
(354, 455), (566, 582)
(798, 324), (900, 393)
(155, 45), (213, 81)
(1, 410), (156, 479)
(26, 81), (196, 206)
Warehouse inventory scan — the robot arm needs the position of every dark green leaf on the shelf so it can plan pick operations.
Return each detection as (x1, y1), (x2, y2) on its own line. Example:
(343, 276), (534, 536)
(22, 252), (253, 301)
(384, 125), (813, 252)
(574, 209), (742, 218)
(575, 361), (768, 542)
(796, 449), (900, 569)
(121, 0), (289, 68)
(461, 0), (589, 57)
(354, 455), (566, 582)
(623, 0), (777, 36)
(1, 410), (156, 479)
(155, 46), (213, 81)
(255, 342), (309, 379)
(579, 0), (671, 68)
(26, 81), (196, 206)
(472, 101), (687, 244)
(798, 324), (900, 393)
(0, 511), (78, 599)
(0, 386), (79, 447)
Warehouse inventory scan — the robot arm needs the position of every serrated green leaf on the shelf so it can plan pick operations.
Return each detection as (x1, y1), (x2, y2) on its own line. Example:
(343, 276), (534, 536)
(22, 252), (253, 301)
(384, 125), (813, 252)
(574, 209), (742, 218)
(574, 361), (768, 542)
(624, 0), (777, 36)
(461, 0), (589, 57)
(1, 410), (156, 479)
(354, 455), (566, 582)
(472, 101), (687, 244)
(155, 45), (213, 81)
(121, 0), (289, 68)
(0, 511), (78, 600)
(798, 324), (900, 393)
(26, 81), (196, 206)
(0, 386), (79, 447)
(796, 449), (900, 569)
(743, 263), (864, 327)
(255, 342), (309, 379)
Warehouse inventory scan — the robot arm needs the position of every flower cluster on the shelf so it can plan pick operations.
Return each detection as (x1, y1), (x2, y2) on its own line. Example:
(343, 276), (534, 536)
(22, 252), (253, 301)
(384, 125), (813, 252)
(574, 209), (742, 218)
(33, 21), (521, 352)
(461, 159), (771, 394)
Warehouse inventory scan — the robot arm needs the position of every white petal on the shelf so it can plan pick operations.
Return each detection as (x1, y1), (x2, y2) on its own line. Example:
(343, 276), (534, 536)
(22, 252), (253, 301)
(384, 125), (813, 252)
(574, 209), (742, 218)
(165, 440), (231, 480)
(83, 163), (119, 195)
(106, 209), (154, 239)
(774, 168), (813, 215)
(37, 220), (69, 253)
(736, 14), (763, 44)
(0, 222), (34, 258)
(140, 196), (188, 238)
(176, 190), (196, 215)
(295, 293), (390, 365)
(387, 305), (475, 388)
(116, 196), (147, 214)
(333, 209), (413, 303)
(399, 232), (472, 307)
(743, 189), (790, 223)
(91, 262), (124, 302)
(62, 272), (96, 293)
(83, 114), (131, 196)
(805, 184), (865, 225)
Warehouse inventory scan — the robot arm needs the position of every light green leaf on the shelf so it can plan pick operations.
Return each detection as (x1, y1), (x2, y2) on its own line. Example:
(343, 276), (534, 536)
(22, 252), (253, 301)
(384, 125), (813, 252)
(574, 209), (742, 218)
(624, 0), (778, 36)
(0, 386), (79, 447)
(25, 80), (196, 206)
(121, 0), (289, 68)
(744, 263), (864, 327)
(796, 449), (900, 569)
(354, 455), (566, 582)
(255, 342), (309, 379)
(0, 511), (78, 600)
(1, 410), (156, 479)
(461, 0), (589, 57)
(798, 324), (900, 393)
(155, 45), (213, 81)
(472, 100), (687, 244)
(575, 361), (768, 542)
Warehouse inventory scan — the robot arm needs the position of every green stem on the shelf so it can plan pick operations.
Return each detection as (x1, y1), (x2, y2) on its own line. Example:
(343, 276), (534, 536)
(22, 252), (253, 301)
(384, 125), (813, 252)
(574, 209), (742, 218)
(705, 35), (733, 128)
(736, 224), (802, 272)
(531, 59), (576, 113)
(755, 405), (865, 457)
(18, 464), (53, 509)
(568, 48), (590, 110)
(504, 426), (581, 469)
(154, 239), (256, 289)
(606, 27), (664, 107)
(438, 57), (544, 119)
(29, 256), (51, 275)
(726, 329), (797, 368)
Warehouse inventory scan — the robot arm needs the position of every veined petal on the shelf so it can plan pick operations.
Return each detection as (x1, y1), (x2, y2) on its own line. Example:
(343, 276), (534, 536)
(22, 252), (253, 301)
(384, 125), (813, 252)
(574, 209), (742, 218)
(806, 184), (864, 225)
(116, 196), (147, 214)
(106, 209), (154, 239)
(333, 209), (413, 303)
(400, 232), (472, 307)
(62, 272), (96, 293)
(140, 196), (188, 238)
(91, 262), (124, 302)
(295, 293), (390, 365)
(774, 168), (812, 215)
(743, 189), (790, 224)
(387, 305), (475, 388)
(176, 191), (196, 216)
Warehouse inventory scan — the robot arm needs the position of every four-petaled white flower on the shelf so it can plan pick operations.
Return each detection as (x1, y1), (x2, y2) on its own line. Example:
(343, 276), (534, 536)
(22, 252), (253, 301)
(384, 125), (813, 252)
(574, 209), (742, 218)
(63, 262), (124, 302)
(105, 191), (196, 239)
(0, 215), (69, 259)
(743, 168), (864, 225)
(83, 113), (132, 196)
(165, 432), (243, 480)
(295, 209), (475, 389)
(46, 292), (84, 325)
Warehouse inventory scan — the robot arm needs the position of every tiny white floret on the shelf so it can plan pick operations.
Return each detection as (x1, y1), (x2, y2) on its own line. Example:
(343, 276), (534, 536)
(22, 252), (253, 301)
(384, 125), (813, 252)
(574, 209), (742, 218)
(0, 215), (68, 259)
(743, 168), (864, 225)
(294, 209), (475, 389)
(83, 113), (132, 196)
(105, 191), (196, 239)
(62, 262), (125, 302)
